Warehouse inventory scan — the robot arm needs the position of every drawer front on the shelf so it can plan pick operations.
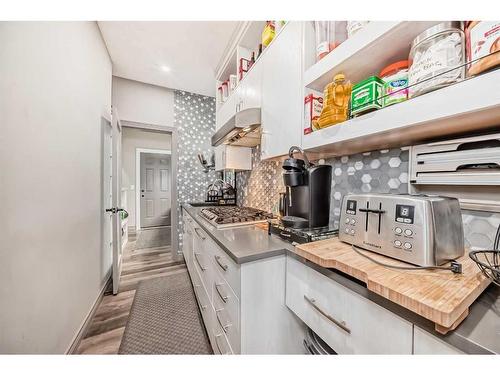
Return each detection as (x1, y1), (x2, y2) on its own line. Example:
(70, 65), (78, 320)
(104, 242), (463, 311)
(189, 263), (215, 348)
(213, 271), (240, 353)
(182, 221), (194, 272)
(210, 241), (241, 297)
(413, 326), (464, 354)
(193, 249), (213, 297)
(212, 321), (234, 354)
(286, 256), (413, 354)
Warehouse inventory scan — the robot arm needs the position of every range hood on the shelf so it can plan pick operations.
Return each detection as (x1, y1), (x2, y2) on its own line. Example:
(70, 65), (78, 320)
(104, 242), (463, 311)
(211, 107), (261, 147)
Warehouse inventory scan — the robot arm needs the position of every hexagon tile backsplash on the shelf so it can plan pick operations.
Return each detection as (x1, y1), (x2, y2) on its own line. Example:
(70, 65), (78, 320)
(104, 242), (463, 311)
(236, 146), (500, 250)
(174, 90), (217, 246)
(327, 148), (409, 229)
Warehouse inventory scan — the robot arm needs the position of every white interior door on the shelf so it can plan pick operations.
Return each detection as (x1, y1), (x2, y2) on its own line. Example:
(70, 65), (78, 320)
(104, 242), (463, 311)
(140, 153), (171, 228)
(111, 112), (123, 294)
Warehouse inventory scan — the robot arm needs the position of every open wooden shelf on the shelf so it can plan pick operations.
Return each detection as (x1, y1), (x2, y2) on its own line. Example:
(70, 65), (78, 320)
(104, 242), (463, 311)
(302, 69), (500, 159)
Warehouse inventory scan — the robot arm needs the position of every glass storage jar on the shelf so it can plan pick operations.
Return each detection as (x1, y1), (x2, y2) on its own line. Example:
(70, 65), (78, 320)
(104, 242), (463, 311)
(408, 21), (465, 98)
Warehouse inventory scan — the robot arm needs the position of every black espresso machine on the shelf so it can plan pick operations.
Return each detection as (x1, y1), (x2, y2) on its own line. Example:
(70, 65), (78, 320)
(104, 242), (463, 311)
(278, 146), (332, 229)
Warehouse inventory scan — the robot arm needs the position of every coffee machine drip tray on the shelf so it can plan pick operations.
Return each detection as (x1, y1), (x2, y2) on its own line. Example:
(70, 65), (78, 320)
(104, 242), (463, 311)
(281, 215), (309, 229)
(268, 219), (338, 245)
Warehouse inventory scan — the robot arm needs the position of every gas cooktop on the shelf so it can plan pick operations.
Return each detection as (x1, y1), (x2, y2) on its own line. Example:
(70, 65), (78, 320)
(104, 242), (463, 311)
(200, 206), (273, 229)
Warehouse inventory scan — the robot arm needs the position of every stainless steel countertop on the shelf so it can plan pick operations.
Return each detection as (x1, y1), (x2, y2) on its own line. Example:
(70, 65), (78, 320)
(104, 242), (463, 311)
(182, 204), (294, 264)
(182, 203), (500, 354)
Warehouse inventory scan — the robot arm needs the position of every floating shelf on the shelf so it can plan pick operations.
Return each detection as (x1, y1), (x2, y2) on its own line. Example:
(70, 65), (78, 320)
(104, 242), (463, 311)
(304, 21), (440, 91)
(302, 69), (500, 159)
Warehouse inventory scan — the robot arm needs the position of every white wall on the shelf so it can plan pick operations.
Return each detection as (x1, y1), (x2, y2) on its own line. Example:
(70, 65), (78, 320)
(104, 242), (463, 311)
(122, 128), (172, 227)
(0, 22), (112, 353)
(112, 76), (174, 126)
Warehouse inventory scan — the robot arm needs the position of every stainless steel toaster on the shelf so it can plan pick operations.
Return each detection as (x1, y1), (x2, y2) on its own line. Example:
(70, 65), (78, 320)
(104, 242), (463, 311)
(339, 193), (464, 266)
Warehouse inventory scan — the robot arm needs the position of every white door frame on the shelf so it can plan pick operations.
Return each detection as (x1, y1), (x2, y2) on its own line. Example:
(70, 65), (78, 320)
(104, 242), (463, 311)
(111, 108), (123, 295)
(121, 120), (180, 262)
(135, 147), (172, 231)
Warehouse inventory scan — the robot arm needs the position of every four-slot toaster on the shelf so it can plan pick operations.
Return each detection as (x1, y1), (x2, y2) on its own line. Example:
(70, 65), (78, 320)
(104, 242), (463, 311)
(338, 193), (464, 266)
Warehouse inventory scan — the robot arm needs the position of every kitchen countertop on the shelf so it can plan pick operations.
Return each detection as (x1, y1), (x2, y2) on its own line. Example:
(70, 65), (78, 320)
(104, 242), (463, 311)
(182, 203), (499, 354)
(182, 204), (295, 264)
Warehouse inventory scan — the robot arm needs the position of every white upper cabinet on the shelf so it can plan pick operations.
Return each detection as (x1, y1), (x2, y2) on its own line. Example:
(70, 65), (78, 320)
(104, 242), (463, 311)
(216, 87), (239, 130)
(238, 61), (263, 111)
(214, 145), (252, 171)
(260, 22), (303, 160)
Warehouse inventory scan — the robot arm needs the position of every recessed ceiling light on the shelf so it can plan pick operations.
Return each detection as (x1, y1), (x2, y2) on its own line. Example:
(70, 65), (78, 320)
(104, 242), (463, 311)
(160, 65), (171, 72)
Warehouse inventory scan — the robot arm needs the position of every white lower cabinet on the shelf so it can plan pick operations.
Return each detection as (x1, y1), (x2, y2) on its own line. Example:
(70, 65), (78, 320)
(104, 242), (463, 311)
(413, 326), (464, 354)
(182, 209), (305, 354)
(286, 256), (413, 354)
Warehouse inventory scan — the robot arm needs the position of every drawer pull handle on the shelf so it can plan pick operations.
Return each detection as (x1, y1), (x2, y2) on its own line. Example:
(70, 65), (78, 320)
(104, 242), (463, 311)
(194, 227), (206, 240)
(194, 253), (207, 271)
(215, 282), (229, 303)
(215, 308), (232, 333)
(214, 255), (229, 271)
(304, 295), (351, 334)
(214, 334), (230, 355)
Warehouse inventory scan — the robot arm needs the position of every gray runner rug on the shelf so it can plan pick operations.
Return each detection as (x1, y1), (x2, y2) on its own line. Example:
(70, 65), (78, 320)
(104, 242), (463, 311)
(118, 271), (213, 354)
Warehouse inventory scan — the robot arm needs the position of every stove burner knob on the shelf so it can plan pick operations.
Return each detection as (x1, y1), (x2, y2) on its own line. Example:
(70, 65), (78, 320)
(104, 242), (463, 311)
(404, 242), (412, 250)
(350, 219), (356, 225)
(345, 228), (350, 234)
(345, 218), (350, 224)
(350, 229), (355, 235)
(394, 240), (402, 247)
(394, 227), (403, 235)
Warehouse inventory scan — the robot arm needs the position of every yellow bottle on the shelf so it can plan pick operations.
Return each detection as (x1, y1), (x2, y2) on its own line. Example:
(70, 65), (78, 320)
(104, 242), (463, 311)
(317, 73), (352, 129)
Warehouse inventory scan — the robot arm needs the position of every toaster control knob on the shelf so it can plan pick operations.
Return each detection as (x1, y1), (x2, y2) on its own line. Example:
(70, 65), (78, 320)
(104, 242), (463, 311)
(350, 219), (356, 225)
(345, 218), (350, 224)
(404, 242), (412, 250)
(394, 240), (402, 247)
(404, 229), (413, 236)
(394, 227), (402, 235)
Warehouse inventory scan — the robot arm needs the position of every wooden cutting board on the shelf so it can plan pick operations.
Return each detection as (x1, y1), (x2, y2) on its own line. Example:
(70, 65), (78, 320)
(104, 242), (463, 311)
(294, 238), (491, 333)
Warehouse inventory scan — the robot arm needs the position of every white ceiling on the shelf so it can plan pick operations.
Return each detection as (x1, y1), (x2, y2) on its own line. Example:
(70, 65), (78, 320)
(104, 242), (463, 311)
(98, 21), (240, 97)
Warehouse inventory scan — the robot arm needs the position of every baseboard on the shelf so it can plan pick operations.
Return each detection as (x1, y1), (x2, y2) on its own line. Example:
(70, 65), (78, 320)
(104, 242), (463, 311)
(66, 274), (112, 354)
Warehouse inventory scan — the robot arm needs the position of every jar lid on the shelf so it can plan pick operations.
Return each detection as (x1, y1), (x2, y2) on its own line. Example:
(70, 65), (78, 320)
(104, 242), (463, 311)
(380, 60), (409, 77)
(411, 21), (463, 50)
(334, 73), (345, 81)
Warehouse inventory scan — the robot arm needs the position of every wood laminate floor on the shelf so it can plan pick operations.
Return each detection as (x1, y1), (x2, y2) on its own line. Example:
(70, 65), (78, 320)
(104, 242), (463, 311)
(76, 233), (185, 354)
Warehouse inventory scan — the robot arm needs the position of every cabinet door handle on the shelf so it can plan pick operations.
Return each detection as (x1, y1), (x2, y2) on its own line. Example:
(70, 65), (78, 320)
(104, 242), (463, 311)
(194, 227), (206, 240)
(194, 252), (207, 271)
(214, 255), (229, 271)
(215, 308), (232, 333)
(304, 295), (351, 334)
(215, 282), (229, 303)
(214, 334), (230, 355)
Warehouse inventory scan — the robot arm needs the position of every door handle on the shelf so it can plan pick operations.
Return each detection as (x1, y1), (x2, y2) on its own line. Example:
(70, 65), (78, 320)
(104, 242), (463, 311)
(214, 255), (228, 271)
(304, 295), (351, 334)
(215, 282), (229, 303)
(193, 227), (206, 240)
(194, 253), (207, 271)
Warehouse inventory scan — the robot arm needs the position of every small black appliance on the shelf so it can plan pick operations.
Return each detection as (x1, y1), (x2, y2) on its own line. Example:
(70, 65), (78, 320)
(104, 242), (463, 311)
(281, 146), (332, 229)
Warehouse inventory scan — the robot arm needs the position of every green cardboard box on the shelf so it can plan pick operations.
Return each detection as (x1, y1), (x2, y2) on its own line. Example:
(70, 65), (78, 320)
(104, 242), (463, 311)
(350, 76), (384, 116)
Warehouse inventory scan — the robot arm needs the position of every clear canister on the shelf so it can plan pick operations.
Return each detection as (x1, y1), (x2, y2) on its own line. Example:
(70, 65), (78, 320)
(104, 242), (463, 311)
(408, 21), (465, 98)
